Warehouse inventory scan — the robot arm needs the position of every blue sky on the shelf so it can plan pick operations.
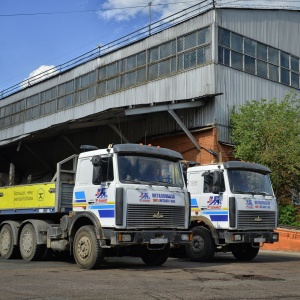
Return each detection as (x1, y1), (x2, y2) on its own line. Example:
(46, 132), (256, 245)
(1, 0), (299, 93)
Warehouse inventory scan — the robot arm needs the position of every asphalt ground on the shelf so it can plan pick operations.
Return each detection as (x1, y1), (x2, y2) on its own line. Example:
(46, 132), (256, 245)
(0, 250), (300, 300)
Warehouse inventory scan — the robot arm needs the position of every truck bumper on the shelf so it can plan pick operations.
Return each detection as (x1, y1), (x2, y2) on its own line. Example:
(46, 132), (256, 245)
(109, 230), (192, 246)
(224, 231), (279, 244)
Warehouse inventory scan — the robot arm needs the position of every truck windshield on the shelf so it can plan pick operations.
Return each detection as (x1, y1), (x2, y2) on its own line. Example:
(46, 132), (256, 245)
(118, 155), (184, 187)
(227, 169), (273, 196)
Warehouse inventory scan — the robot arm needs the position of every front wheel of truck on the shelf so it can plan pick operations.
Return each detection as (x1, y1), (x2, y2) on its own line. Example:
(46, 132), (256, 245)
(141, 243), (170, 266)
(231, 243), (259, 261)
(73, 225), (104, 269)
(185, 226), (215, 262)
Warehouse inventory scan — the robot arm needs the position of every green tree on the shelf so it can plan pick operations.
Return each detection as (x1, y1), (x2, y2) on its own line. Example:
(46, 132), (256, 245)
(230, 91), (300, 203)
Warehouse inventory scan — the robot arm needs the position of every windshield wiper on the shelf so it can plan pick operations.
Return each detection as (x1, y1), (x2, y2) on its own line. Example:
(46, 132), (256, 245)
(122, 179), (144, 184)
(233, 190), (248, 194)
(249, 191), (272, 196)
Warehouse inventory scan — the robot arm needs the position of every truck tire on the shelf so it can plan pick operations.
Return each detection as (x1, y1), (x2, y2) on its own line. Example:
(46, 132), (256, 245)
(73, 225), (104, 269)
(19, 223), (45, 261)
(231, 243), (259, 261)
(141, 243), (170, 266)
(0, 224), (20, 259)
(185, 226), (215, 262)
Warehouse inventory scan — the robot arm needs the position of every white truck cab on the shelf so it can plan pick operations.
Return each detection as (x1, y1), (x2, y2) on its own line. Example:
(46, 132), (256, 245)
(185, 161), (279, 261)
(0, 143), (191, 269)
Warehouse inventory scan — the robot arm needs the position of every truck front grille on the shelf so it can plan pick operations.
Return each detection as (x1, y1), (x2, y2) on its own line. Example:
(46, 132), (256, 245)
(127, 204), (185, 229)
(238, 210), (276, 230)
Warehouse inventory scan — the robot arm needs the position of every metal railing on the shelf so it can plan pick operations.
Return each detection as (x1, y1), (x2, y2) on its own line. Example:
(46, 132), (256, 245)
(0, 0), (214, 99)
(1, 0), (298, 100)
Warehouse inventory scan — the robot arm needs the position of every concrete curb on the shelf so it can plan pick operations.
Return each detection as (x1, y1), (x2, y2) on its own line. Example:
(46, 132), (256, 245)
(262, 227), (300, 252)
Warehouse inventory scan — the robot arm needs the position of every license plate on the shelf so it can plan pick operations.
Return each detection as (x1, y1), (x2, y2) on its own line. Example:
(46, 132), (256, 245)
(150, 238), (168, 244)
(254, 237), (266, 243)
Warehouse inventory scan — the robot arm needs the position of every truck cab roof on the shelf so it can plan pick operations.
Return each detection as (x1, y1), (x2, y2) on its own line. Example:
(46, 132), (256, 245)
(79, 143), (183, 160)
(187, 161), (271, 174)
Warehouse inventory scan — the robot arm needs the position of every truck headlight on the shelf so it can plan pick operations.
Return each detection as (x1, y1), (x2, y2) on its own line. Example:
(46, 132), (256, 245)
(118, 234), (132, 242)
(232, 234), (242, 241)
(272, 233), (279, 241)
(181, 233), (191, 241)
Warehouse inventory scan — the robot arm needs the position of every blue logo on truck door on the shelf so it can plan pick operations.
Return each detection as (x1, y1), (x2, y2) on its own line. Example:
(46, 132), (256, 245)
(95, 188), (108, 203)
(207, 196), (221, 209)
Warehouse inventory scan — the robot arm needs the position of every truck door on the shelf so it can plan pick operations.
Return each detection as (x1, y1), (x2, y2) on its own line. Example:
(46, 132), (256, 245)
(90, 155), (115, 227)
(188, 171), (205, 216)
(188, 170), (227, 229)
(73, 155), (115, 227)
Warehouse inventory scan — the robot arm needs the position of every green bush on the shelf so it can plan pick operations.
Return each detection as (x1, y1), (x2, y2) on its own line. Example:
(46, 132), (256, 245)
(279, 204), (300, 226)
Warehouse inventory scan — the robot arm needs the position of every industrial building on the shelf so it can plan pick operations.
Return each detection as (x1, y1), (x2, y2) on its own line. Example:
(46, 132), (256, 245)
(0, 1), (299, 184)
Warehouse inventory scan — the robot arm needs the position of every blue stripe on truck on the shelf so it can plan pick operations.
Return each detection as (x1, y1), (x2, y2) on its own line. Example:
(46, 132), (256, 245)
(74, 191), (86, 202)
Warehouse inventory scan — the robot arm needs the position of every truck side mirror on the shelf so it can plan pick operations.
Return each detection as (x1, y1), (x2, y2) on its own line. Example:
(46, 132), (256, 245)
(92, 155), (103, 184)
(212, 171), (221, 194)
(92, 155), (102, 166)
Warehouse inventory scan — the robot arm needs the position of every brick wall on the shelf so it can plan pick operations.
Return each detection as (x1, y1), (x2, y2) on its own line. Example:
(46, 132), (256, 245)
(146, 126), (234, 164)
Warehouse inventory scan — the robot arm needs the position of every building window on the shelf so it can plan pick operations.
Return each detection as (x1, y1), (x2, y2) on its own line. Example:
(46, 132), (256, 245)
(291, 56), (299, 72)
(244, 38), (256, 57)
(218, 26), (300, 89)
(245, 55), (255, 74)
(281, 51), (290, 69)
(257, 43), (267, 61)
(58, 94), (74, 110)
(268, 47), (279, 65)
(257, 60), (268, 78)
(218, 27), (230, 48)
(58, 80), (74, 97)
(41, 100), (56, 115)
(269, 64), (279, 82)
(291, 72), (299, 89)
(231, 32), (243, 52)
(4, 26), (212, 128)
(231, 51), (243, 70)
(281, 68), (290, 85)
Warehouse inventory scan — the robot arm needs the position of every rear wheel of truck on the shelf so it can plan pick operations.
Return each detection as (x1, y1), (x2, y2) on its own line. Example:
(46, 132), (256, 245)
(141, 243), (170, 266)
(0, 224), (20, 259)
(231, 243), (259, 261)
(73, 225), (104, 269)
(19, 223), (45, 261)
(185, 226), (215, 262)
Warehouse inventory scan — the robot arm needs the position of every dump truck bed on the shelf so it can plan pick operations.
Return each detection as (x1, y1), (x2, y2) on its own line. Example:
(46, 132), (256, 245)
(0, 182), (73, 214)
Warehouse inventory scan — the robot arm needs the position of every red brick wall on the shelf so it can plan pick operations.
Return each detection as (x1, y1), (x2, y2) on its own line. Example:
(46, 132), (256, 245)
(146, 127), (234, 164)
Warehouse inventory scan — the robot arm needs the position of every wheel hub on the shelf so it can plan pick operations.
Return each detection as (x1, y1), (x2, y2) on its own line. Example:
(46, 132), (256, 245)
(77, 237), (91, 259)
(1, 231), (10, 252)
(22, 231), (33, 253)
(192, 236), (204, 253)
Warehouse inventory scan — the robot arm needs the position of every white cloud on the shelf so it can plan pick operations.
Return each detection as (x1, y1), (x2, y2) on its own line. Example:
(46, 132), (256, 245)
(21, 65), (58, 88)
(97, 0), (196, 22)
(97, 0), (300, 22)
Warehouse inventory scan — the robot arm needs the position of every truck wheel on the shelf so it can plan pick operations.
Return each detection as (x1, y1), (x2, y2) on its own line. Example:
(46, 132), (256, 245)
(73, 225), (104, 269)
(0, 224), (20, 259)
(185, 226), (215, 262)
(19, 223), (45, 261)
(231, 243), (259, 261)
(141, 243), (170, 266)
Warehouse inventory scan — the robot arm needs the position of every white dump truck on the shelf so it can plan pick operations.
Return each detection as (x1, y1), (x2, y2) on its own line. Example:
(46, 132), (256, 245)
(0, 143), (191, 269)
(184, 161), (279, 261)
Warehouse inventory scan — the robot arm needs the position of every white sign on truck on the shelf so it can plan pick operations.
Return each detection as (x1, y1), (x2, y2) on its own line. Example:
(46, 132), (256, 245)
(0, 143), (191, 269)
(184, 161), (279, 261)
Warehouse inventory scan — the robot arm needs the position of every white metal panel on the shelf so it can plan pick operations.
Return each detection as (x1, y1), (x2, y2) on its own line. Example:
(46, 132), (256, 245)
(0, 63), (216, 141)
(215, 65), (300, 142)
(216, 9), (300, 56)
(1, 7), (299, 147)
